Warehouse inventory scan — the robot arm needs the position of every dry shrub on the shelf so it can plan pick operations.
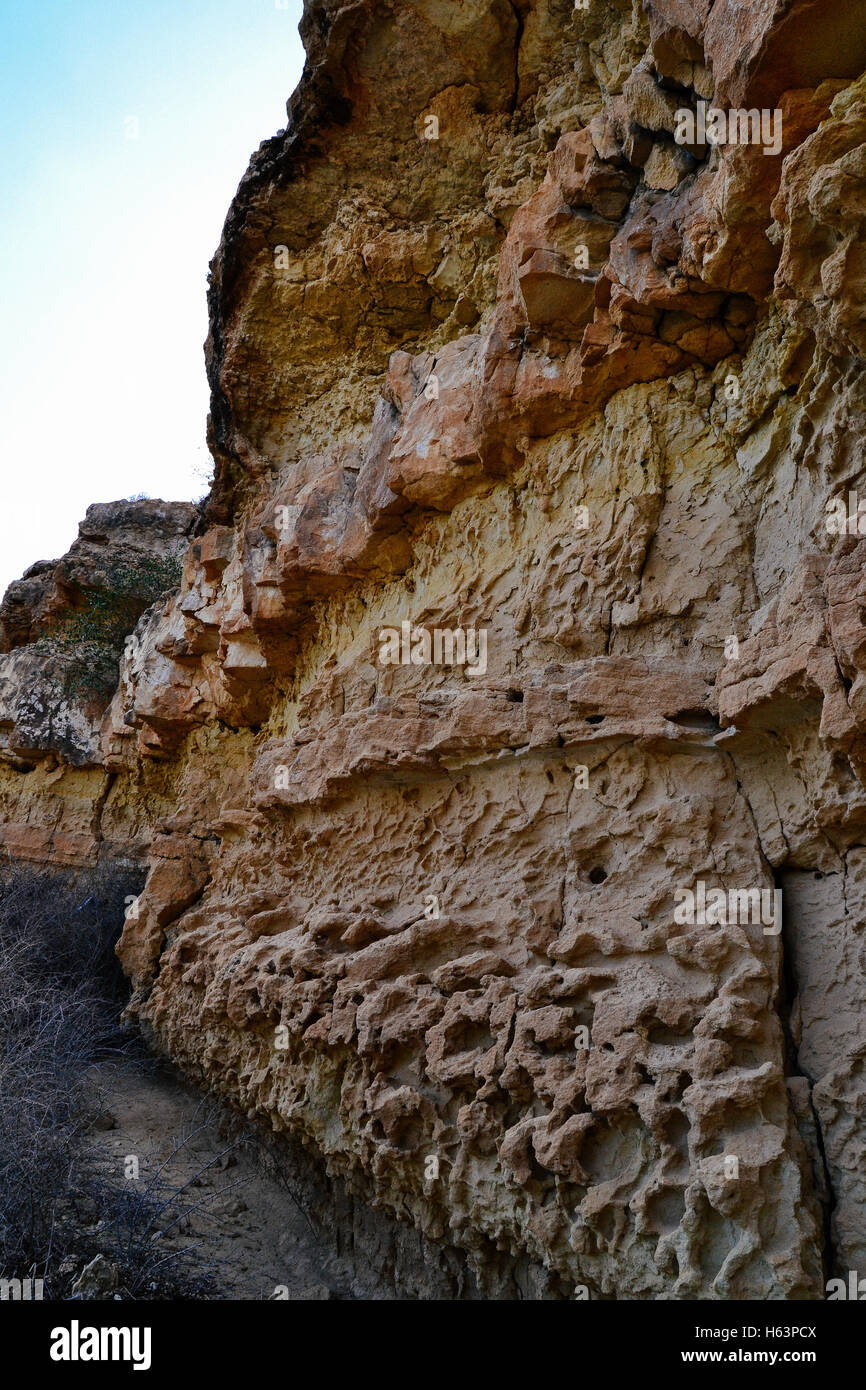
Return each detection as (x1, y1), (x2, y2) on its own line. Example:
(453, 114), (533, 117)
(0, 860), (229, 1298)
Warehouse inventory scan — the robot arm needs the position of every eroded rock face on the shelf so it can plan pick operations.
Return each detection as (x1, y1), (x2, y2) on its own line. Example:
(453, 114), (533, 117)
(5, 0), (866, 1298)
(0, 500), (197, 864)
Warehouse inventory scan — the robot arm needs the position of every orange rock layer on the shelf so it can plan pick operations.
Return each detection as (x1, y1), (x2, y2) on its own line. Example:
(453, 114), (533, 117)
(3, 0), (866, 1298)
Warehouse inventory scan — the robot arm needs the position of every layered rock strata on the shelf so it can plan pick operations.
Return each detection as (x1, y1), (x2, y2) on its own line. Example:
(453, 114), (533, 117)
(0, 500), (197, 866)
(4, 0), (866, 1297)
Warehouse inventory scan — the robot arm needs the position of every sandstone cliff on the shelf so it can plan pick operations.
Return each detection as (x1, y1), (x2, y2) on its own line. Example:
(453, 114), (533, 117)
(4, 0), (866, 1299)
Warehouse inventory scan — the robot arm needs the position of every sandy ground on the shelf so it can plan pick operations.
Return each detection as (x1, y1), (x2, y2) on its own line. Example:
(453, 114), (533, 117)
(85, 1059), (350, 1300)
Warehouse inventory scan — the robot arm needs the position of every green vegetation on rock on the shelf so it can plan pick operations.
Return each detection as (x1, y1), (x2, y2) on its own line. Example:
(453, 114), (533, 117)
(35, 553), (183, 702)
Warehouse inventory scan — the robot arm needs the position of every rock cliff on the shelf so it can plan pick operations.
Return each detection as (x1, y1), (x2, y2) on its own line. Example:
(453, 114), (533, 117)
(4, 0), (866, 1298)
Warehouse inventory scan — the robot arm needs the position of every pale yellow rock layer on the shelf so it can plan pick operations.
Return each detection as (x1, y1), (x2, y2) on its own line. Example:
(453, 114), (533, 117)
(4, 0), (866, 1298)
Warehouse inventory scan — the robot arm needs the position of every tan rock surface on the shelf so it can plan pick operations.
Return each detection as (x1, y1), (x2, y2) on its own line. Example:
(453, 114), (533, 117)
(5, 0), (866, 1298)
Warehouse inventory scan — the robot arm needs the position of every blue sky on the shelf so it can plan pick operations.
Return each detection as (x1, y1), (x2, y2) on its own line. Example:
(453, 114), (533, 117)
(0, 0), (305, 594)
